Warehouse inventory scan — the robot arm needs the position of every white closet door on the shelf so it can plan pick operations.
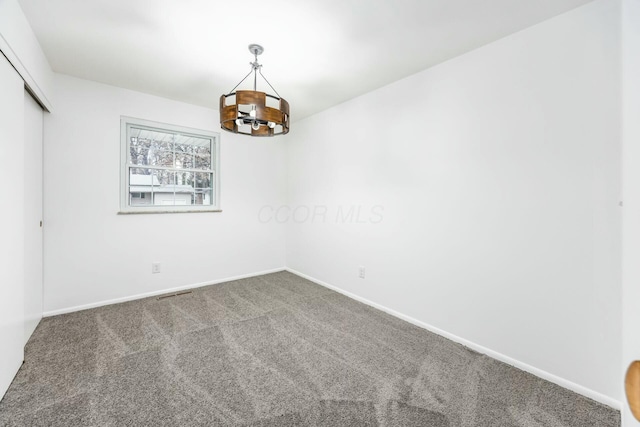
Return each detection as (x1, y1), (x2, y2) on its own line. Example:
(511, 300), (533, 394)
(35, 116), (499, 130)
(24, 90), (43, 344)
(0, 54), (25, 399)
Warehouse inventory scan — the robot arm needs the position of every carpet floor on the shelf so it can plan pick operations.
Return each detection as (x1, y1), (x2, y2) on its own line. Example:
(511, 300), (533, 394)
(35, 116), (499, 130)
(0, 271), (620, 426)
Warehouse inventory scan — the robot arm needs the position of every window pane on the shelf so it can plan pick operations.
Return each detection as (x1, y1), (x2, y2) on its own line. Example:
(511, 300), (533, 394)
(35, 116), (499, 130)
(155, 169), (175, 186)
(177, 171), (193, 187)
(174, 135), (194, 155)
(130, 127), (174, 167)
(175, 152), (194, 170)
(129, 167), (152, 176)
(152, 170), (176, 206)
(129, 168), (158, 206)
(131, 127), (173, 149)
(129, 136), (152, 165)
(150, 148), (174, 167)
(195, 172), (213, 206)
(194, 153), (211, 170)
(184, 135), (212, 170)
(191, 137), (211, 155)
(157, 139), (173, 152)
(177, 171), (195, 206)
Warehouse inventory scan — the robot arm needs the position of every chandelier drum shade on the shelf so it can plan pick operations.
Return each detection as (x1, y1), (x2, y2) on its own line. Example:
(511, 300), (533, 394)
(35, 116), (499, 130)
(220, 44), (290, 137)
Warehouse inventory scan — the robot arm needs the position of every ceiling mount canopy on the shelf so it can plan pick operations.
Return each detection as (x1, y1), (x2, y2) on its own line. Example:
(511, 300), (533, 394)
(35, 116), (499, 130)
(220, 44), (290, 137)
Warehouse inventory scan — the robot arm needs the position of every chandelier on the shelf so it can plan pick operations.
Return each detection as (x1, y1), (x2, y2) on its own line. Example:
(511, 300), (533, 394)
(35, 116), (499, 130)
(220, 44), (290, 137)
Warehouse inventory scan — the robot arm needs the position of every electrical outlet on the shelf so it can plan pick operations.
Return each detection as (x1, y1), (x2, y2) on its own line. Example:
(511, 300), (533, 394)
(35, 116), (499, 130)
(359, 266), (365, 279)
(152, 263), (161, 274)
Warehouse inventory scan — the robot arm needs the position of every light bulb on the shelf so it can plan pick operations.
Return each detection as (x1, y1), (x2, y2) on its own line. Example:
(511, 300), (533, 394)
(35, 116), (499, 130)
(251, 121), (260, 130)
(268, 121), (275, 129)
(249, 107), (256, 118)
(235, 118), (243, 127)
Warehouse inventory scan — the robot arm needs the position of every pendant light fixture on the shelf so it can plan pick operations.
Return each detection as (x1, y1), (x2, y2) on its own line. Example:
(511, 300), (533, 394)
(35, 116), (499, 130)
(220, 44), (290, 137)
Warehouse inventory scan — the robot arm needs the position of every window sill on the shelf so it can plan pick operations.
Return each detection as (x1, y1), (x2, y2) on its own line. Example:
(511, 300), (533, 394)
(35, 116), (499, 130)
(118, 209), (222, 215)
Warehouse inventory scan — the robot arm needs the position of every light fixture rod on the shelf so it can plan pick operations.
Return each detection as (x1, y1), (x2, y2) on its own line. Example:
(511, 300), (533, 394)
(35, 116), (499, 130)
(227, 68), (253, 94)
(228, 44), (281, 97)
(259, 69), (281, 99)
(250, 49), (261, 91)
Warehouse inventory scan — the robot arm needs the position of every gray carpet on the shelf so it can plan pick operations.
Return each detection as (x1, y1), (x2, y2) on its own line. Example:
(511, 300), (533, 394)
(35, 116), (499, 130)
(0, 271), (619, 426)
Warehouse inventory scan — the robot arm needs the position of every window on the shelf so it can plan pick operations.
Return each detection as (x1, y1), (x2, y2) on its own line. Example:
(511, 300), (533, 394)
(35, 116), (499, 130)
(120, 117), (220, 213)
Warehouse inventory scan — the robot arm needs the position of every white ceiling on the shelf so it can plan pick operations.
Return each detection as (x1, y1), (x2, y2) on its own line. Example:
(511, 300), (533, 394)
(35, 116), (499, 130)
(19, 0), (593, 120)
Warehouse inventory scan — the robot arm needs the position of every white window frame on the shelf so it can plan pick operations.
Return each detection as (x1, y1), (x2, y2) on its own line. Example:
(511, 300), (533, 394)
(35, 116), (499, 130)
(119, 116), (221, 214)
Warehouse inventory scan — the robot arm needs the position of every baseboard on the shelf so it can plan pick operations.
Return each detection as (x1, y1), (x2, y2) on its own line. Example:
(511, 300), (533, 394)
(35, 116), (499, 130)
(285, 268), (622, 411)
(42, 267), (286, 317)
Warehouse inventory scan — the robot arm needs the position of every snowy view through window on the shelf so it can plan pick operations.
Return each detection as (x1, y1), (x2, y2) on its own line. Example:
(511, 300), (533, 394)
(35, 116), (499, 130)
(122, 120), (218, 211)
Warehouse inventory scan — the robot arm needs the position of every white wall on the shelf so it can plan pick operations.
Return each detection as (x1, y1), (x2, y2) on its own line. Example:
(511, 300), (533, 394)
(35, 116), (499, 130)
(0, 0), (54, 110)
(285, 0), (621, 404)
(43, 74), (286, 314)
(622, 0), (640, 424)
